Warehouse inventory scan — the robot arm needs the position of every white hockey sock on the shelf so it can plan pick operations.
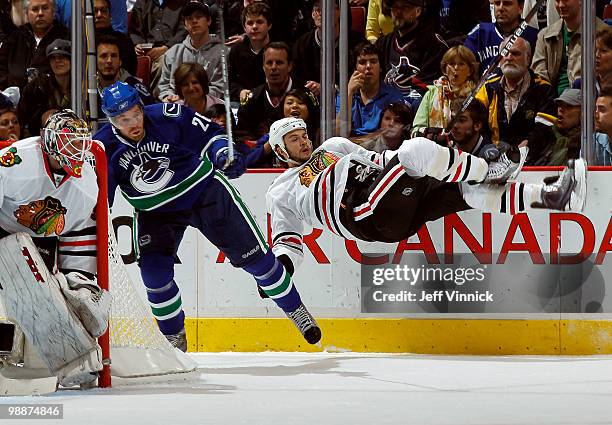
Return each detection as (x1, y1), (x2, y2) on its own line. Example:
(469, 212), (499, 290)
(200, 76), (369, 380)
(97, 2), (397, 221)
(461, 182), (543, 214)
(396, 137), (488, 182)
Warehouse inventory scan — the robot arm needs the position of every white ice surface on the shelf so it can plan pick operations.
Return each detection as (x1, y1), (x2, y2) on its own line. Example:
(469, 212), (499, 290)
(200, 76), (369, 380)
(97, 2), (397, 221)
(2, 352), (612, 425)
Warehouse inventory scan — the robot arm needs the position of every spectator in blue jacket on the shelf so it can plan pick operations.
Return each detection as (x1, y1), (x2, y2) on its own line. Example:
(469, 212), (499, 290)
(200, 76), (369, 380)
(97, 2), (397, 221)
(336, 42), (405, 136)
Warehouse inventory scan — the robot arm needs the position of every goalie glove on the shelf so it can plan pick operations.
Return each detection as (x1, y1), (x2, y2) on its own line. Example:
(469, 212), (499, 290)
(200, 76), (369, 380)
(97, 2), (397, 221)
(56, 272), (112, 338)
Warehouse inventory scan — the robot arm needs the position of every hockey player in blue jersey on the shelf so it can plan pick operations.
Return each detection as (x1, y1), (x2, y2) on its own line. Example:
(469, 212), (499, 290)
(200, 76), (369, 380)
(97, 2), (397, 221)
(94, 82), (321, 350)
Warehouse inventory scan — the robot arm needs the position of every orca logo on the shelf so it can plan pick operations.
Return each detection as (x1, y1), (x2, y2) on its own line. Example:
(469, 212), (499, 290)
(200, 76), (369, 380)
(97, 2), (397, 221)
(130, 151), (174, 194)
(402, 187), (413, 196)
(384, 56), (420, 92)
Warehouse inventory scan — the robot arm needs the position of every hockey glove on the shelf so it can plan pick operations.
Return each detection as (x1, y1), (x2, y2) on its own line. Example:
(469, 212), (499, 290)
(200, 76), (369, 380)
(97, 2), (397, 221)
(215, 147), (246, 179)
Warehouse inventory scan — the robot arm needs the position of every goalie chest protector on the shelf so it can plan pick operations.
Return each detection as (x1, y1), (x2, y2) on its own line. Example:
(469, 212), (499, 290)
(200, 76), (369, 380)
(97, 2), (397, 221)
(0, 137), (98, 238)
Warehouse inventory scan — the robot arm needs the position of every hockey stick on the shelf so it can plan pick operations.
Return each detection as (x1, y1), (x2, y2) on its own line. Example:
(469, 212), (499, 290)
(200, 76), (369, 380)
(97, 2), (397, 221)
(217, 0), (234, 165)
(444, 0), (545, 133)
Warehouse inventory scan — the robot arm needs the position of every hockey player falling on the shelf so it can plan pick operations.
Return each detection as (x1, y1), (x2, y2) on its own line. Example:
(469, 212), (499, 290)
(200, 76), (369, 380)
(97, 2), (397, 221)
(266, 117), (587, 273)
(0, 110), (111, 389)
(94, 82), (321, 350)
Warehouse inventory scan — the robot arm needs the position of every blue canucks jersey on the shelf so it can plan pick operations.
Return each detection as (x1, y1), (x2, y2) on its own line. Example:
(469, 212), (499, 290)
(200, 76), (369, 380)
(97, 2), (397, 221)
(464, 22), (539, 71)
(94, 103), (228, 212)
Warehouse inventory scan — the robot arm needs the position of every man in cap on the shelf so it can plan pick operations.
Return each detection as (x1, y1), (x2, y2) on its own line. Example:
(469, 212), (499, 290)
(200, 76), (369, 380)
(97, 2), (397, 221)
(157, 0), (224, 101)
(18, 38), (72, 137)
(537, 89), (582, 165)
(265, 116), (586, 277)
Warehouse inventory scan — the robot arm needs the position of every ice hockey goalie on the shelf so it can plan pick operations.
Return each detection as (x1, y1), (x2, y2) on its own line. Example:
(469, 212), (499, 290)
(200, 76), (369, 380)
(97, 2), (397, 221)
(0, 110), (111, 395)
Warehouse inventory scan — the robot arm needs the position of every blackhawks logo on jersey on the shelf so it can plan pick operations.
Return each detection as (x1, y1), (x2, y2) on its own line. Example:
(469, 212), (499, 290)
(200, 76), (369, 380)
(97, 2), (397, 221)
(298, 150), (340, 187)
(0, 147), (22, 167)
(14, 196), (67, 236)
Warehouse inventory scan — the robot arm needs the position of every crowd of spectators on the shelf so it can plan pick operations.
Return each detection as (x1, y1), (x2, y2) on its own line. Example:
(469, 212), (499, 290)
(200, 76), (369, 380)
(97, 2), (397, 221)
(0, 0), (610, 165)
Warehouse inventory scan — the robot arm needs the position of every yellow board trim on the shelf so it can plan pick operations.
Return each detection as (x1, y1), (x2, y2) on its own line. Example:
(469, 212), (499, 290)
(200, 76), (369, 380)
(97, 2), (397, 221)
(184, 318), (612, 355)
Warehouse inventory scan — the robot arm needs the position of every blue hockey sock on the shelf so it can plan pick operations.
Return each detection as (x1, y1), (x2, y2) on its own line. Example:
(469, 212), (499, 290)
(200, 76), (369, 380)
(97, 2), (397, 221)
(243, 251), (302, 313)
(140, 253), (185, 336)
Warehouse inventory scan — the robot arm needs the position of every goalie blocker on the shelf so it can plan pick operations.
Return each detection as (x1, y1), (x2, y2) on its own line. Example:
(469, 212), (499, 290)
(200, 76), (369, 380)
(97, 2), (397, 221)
(0, 233), (111, 390)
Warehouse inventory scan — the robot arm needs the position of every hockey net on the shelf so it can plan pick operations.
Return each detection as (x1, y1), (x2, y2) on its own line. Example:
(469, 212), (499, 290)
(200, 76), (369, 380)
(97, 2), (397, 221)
(0, 140), (196, 388)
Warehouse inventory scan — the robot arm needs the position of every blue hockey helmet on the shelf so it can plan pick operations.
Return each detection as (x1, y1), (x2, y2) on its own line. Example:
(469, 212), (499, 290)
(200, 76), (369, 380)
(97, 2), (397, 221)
(101, 81), (142, 117)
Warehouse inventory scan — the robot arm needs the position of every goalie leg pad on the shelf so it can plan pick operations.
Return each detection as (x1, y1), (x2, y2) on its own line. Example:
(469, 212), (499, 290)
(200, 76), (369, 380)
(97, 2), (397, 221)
(0, 233), (99, 374)
(57, 272), (112, 338)
(57, 345), (102, 388)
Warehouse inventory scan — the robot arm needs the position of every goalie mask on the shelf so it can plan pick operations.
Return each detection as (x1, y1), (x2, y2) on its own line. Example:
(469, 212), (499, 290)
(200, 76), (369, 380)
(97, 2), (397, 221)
(42, 110), (92, 178)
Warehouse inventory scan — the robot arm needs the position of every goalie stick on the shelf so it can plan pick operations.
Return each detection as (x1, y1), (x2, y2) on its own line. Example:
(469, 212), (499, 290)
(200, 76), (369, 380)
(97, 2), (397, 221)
(444, 0), (546, 133)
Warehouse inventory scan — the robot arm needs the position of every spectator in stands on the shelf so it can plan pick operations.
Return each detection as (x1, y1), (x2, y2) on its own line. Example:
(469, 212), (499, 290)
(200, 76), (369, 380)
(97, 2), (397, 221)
(55, 0), (128, 33)
(0, 0), (26, 42)
(595, 27), (612, 93)
(0, 92), (20, 142)
(17, 39), (71, 137)
(448, 99), (492, 156)
(357, 102), (414, 152)
(246, 87), (320, 168)
(337, 42), (404, 136)
(96, 35), (156, 123)
(570, 27), (612, 95)
(464, 0), (538, 73)
(0, 0), (69, 90)
(174, 62), (222, 115)
(412, 45), (479, 137)
(366, 0), (393, 43)
(523, 0), (559, 30)
(432, 0), (491, 47)
(594, 86), (612, 166)
(94, 0), (136, 75)
(475, 36), (556, 163)
(236, 42), (303, 143)
(293, 0), (364, 96)
(203, 103), (234, 129)
(376, 0), (448, 108)
(285, 87), (321, 147)
(532, 0), (607, 96)
(292, 0), (364, 97)
(129, 0), (189, 91)
(228, 2), (270, 103)
(533, 88), (582, 165)
(157, 0), (223, 102)
(223, 0), (302, 45)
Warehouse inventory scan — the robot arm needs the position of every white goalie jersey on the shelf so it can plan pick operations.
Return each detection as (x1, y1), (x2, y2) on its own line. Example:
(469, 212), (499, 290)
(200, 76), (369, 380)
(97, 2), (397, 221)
(0, 137), (99, 275)
(266, 137), (395, 271)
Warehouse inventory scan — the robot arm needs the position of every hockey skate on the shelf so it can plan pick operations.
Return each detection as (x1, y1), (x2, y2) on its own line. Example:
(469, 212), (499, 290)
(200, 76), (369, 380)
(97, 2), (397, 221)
(532, 158), (587, 212)
(286, 303), (321, 344)
(165, 328), (187, 352)
(482, 146), (528, 184)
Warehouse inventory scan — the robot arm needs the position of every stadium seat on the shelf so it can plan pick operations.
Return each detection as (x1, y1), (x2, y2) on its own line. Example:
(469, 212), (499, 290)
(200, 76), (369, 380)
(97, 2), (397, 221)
(351, 6), (366, 35)
(604, 4), (612, 21)
(136, 55), (151, 88)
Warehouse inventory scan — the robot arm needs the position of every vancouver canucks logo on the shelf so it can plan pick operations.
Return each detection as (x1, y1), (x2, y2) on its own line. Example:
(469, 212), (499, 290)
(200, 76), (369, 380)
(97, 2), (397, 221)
(384, 56), (421, 96)
(0, 147), (22, 167)
(130, 151), (174, 194)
